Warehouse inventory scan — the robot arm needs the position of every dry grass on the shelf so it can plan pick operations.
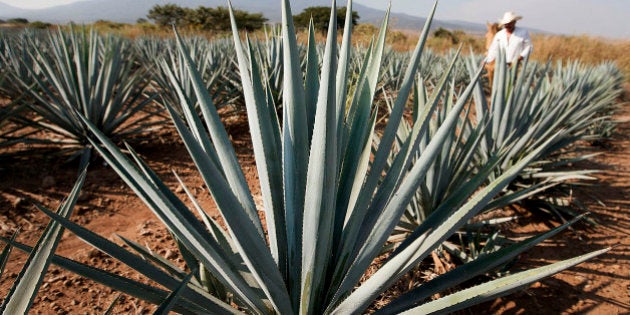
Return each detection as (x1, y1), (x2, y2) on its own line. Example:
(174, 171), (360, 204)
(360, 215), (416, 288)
(530, 34), (630, 80)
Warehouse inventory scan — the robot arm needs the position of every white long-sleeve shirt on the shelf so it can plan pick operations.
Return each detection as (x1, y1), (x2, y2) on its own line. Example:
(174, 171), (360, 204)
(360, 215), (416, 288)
(485, 27), (533, 63)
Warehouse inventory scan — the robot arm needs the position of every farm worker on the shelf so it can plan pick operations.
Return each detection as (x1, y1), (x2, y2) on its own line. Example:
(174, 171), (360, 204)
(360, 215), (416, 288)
(485, 11), (533, 65)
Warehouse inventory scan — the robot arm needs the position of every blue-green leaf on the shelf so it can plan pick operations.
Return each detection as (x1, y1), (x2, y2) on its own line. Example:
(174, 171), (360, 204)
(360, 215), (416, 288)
(404, 248), (610, 314)
(1, 167), (86, 314)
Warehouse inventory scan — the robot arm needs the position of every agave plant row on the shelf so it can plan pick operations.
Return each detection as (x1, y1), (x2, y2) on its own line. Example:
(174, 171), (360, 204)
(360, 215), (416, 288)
(0, 21), (621, 160)
(0, 0), (624, 313)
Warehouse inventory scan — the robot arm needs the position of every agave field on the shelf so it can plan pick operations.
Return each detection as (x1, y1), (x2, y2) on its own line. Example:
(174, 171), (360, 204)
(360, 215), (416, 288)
(0, 0), (628, 314)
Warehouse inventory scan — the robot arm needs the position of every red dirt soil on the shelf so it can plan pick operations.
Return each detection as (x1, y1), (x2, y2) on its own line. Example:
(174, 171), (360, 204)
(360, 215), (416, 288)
(1, 98), (629, 313)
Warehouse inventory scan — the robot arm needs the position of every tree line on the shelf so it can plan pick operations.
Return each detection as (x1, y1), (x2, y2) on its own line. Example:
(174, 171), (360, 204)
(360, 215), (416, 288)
(147, 4), (359, 33)
(0, 18), (52, 29)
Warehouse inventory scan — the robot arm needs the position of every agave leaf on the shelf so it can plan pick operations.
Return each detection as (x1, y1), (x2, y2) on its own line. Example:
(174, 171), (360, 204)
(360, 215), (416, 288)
(228, 0), (289, 288)
(103, 294), (121, 315)
(478, 230), (504, 257)
(393, 154), (502, 256)
(0, 231), (18, 278)
(337, 2), (439, 276)
(247, 37), (287, 274)
(464, 216), (520, 230)
(79, 113), (270, 312)
(403, 247), (610, 314)
(496, 62), (520, 148)
(172, 29), (263, 240)
(1, 168), (86, 315)
(35, 205), (237, 312)
(334, 5), (390, 248)
(281, 0), (310, 304)
(126, 145), (243, 270)
(370, 47), (463, 219)
(335, 0), (354, 140)
(131, 105), (289, 312)
(0, 238), (221, 315)
(172, 171), (237, 255)
(125, 143), (246, 283)
(123, 143), (213, 241)
(333, 45), (375, 239)
(337, 105), (378, 239)
(334, 132), (560, 314)
(154, 268), (199, 315)
(159, 48), (222, 169)
(300, 2), (339, 313)
(363, 0), (436, 186)
(172, 171), (237, 300)
(305, 19), (320, 140)
(331, 60), (485, 311)
(377, 215), (587, 314)
(117, 236), (190, 282)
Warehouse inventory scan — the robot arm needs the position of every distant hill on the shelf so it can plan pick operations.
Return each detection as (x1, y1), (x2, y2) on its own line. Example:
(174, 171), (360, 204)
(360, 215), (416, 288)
(0, 2), (28, 19)
(0, 0), (491, 34)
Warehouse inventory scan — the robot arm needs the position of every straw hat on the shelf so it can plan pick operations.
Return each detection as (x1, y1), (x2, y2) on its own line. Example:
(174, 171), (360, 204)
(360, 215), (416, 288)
(500, 11), (522, 25)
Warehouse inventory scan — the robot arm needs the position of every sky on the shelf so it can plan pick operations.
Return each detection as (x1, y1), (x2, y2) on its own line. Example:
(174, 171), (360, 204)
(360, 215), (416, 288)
(1, 0), (629, 39)
(357, 0), (630, 39)
(1, 0), (83, 9)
